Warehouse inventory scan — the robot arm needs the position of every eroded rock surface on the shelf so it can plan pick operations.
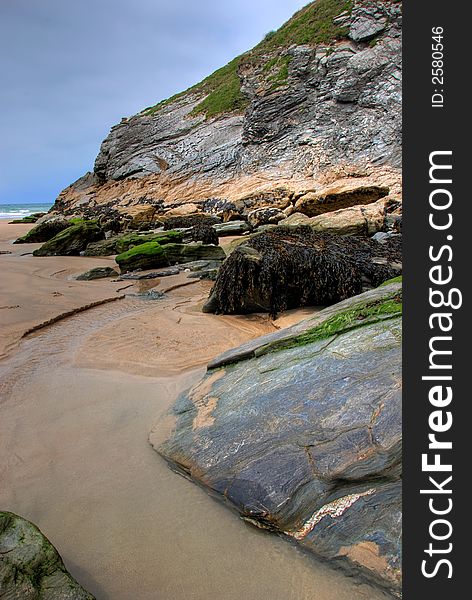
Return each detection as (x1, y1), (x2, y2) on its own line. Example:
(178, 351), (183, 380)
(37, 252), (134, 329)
(0, 511), (95, 599)
(154, 283), (402, 596)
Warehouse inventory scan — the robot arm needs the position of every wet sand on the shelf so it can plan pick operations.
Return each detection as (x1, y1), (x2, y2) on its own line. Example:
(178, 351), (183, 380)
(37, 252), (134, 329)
(0, 220), (392, 599)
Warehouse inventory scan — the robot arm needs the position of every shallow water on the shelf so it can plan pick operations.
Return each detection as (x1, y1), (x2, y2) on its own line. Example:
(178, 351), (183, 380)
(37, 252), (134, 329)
(0, 298), (391, 600)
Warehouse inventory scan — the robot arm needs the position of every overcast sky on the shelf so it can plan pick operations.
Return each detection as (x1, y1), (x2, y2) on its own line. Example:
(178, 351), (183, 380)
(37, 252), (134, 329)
(0, 0), (308, 205)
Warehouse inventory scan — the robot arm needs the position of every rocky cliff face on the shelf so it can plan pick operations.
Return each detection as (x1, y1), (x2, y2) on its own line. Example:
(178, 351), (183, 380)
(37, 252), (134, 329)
(53, 0), (402, 220)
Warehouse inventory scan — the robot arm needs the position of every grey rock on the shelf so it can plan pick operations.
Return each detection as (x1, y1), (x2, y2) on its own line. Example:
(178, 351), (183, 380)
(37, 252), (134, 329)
(155, 284), (402, 595)
(372, 231), (400, 243)
(75, 266), (118, 280)
(0, 511), (95, 599)
(349, 1), (389, 42)
(213, 221), (251, 236)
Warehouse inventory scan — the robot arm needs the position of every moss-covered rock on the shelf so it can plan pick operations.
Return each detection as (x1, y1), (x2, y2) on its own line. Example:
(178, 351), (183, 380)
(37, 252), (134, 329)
(0, 511), (95, 599)
(13, 218), (71, 244)
(84, 230), (184, 256)
(116, 241), (226, 273)
(162, 243), (226, 266)
(33, 222), (104, 256)
(115, 242), (167, 272)
(9, 212), (46, 224)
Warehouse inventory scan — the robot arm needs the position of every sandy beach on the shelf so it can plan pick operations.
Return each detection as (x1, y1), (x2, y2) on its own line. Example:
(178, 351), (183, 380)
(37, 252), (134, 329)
(0, 220), (391, 600)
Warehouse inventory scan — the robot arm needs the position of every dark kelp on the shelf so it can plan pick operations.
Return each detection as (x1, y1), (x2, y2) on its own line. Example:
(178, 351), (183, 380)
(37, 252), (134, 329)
(204, 227), (402, 316)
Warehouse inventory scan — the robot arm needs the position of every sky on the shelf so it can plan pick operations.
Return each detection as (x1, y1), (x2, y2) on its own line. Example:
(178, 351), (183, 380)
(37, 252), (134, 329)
(0, 0), (308, 205)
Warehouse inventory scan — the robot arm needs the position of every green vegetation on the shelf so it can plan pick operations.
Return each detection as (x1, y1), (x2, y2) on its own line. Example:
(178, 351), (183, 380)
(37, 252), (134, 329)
(116, 241), (165, 263)
(144, 0), (353, 118)
(252, 0), (352, 51)
(263, 291), (402, 354)
(68, 217), (98, 225)
(266, 55), (293, 89)
(114, 230), (183, 254)
(379, 275), (403, 287)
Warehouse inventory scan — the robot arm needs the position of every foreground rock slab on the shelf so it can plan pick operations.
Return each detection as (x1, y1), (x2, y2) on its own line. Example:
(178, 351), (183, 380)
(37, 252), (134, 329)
(0, 511), (95, 599)
(154, 284), (402, 596)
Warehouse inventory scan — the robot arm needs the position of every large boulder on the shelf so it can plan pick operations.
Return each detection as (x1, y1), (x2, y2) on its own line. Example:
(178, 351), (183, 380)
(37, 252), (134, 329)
(310, 201), (388, 236)
(0, 511), (95, 599)
(203, 227), (402, 316)
(154, 284), (402, 596)
(84, 230), (183, 256)
(115, 241), (225, 273)
(13, 218), (71, 244)
(294, 183), (390, 218)
(33, 222), (105, 256)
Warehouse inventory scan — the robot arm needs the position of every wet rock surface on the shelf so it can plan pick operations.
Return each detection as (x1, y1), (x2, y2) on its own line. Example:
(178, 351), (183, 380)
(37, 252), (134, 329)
(0, 511), (95, 599)
(155, 284), (402, 596)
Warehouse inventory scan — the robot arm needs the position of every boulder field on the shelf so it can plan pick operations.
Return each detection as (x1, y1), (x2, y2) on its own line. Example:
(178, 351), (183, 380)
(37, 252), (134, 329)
(154, 282), (402, 596)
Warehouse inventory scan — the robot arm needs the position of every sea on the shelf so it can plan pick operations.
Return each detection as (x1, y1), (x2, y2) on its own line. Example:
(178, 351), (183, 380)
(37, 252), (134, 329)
(0, 203), (53, 219)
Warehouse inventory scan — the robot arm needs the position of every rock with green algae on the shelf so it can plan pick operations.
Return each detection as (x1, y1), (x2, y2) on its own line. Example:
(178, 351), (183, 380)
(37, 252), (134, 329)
(33, 222), (104, 257)
(9, 212), (46, 224)
(84, 230), (184, 256)
(115, 242), (168, 272)
(13, 219), (71, 244)
(75, 266), (118, 280)
(153, 283), (402, 597)
(116, 241), (225, 273)
(0, 511), (95, 599)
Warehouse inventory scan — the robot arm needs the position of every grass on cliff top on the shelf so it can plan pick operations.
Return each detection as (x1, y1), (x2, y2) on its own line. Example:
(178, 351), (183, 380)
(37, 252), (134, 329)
(263, 290), (402, 354)
(144, 0), (352, 118)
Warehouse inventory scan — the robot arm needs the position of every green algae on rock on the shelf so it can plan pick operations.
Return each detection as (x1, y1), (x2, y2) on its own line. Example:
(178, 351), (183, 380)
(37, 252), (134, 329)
(116, 241), (225, 273)
(84, 230), (184, 256)
(154, 284), (402, 596)
(14, 219), (71, 244)
(0, 511), (95, 599)
(33, 222), (105, 257)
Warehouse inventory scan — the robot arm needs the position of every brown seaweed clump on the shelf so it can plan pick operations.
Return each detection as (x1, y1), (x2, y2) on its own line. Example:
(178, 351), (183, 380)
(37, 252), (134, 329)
(204, 227), (402, 317)
(163, 215), (221, 230)
(184, 223), (219, 245)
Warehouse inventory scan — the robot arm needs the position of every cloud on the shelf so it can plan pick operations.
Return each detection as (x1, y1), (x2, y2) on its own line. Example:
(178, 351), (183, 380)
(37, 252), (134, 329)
(0, 0), (308, 204)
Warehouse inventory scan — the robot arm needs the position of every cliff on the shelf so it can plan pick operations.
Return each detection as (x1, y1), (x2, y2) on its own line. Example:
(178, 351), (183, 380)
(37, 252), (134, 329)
(52, 0), (402, 221)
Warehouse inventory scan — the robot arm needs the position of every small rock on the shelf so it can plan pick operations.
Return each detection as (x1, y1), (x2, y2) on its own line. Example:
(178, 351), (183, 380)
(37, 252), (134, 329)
(75, 266), (119, 280)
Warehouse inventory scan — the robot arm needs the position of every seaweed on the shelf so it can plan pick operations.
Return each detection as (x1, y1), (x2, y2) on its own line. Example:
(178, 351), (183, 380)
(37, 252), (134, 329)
(206, 227), (402, 317)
